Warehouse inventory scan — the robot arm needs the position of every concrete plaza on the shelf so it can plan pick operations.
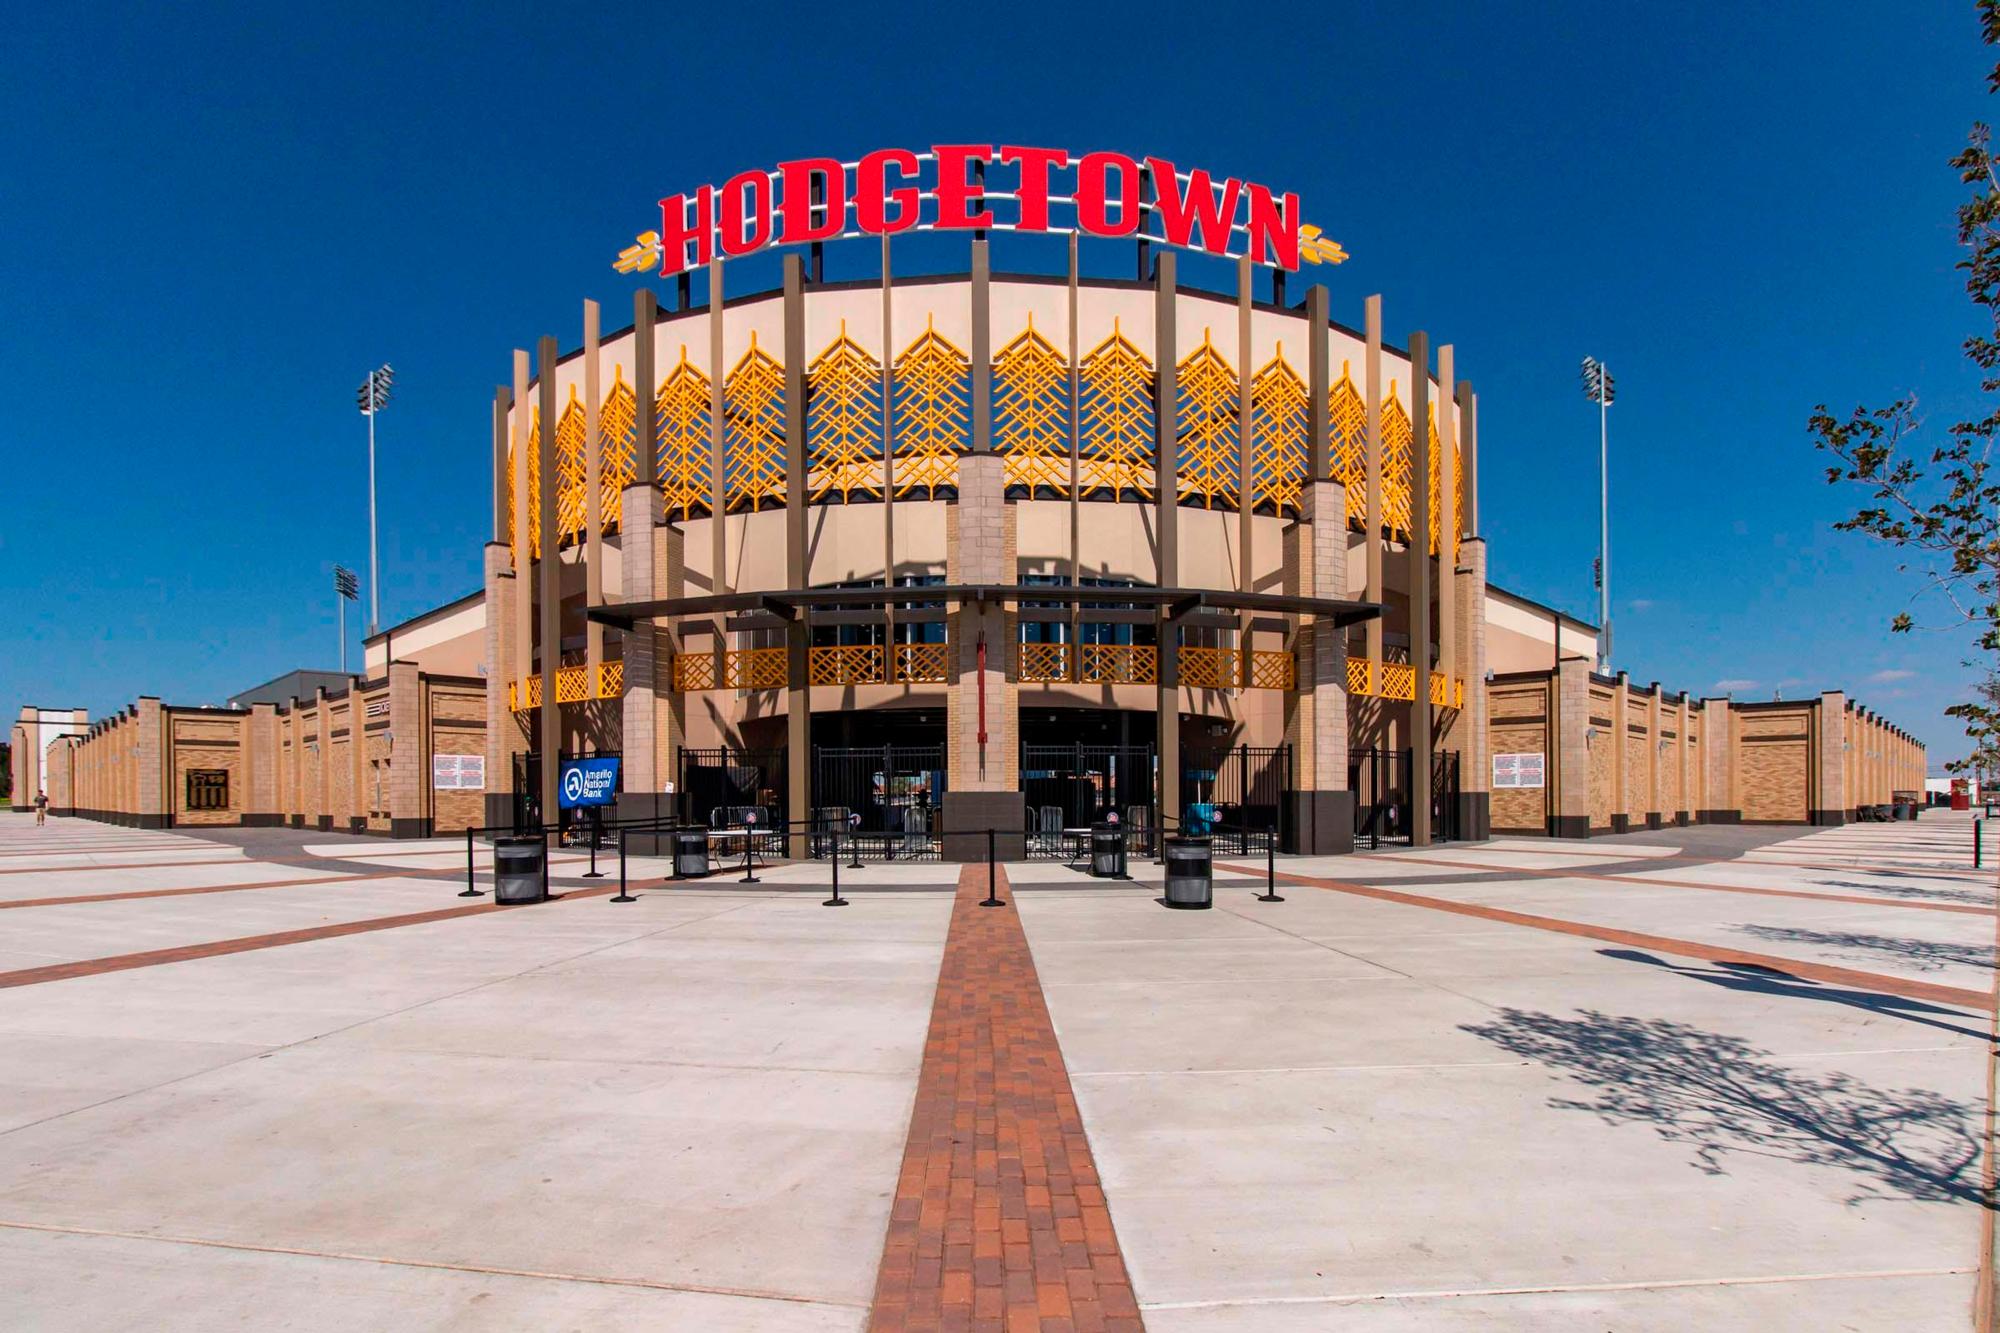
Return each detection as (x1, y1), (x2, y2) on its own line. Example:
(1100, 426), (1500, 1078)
(0, 812), (1988, 1330)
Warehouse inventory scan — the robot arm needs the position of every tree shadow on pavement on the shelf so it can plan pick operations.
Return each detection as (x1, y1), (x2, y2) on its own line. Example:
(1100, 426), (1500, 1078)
(1733, 924), (1995, 974)
(1461, 998), (1985, 1205)
(1816, 878), (1996, 907)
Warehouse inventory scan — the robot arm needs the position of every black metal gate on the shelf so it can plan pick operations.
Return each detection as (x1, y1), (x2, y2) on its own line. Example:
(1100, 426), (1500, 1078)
(811, 745), (946, 860)
(1022, 744), (1157, 859)
(1182, 743), (1292, 853)
(677, 747), (788, 852)
(1349, 748), (1461, 848)
(514, 750), (620, 836)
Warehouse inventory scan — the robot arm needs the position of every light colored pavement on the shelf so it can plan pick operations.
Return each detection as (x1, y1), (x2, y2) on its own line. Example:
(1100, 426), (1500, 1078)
(0, 812), (1988, 1330)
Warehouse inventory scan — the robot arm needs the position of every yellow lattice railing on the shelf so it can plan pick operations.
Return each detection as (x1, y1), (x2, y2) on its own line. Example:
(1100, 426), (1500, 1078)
(724, 646), (788, 690)
(673, 652), (716, 692)
(555, 389), (587, 545)
(1078, 320), (1154, 500)
(601, 368), (638, 528)
(724, 333), (786, 512)
(1249, 347), (1307, 514)
(1382, 387), (1412, 538)
(1179, 645), (1238, 689)
(1019, 642), (1069, 683)
(809, 644), (884, 686)
(893, 317), (967, 497)
(506, 407), (543, 565)
(507, 661), (622, 713)
(1177, 331), (1238, 509)
(807, 322), (882, 503)
(1246, 650), (1296, 690)
(892, 642), (948, 684)
(657, 349), (711, 519)
(1079, 643), (1157, 685)
(599, 660), (623, 697)
(1431, 670), (1464, 709)
(1346, 657), (1374, 696)
(994, 316), (1068, 495)
(1380, 662), (1417, 702)
(1330, 361), (1365, 524)
(554, 663), (590, 705)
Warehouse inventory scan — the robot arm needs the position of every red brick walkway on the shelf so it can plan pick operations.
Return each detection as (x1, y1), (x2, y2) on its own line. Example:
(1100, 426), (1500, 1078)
(868, 864), (1142, 1333)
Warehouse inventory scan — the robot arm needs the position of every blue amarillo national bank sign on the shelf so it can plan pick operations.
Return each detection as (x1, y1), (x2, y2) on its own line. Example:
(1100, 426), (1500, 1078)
(558, 756), (621, 810)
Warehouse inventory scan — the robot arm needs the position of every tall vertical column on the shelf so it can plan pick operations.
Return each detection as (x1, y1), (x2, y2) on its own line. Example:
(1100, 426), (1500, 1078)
(1459, 383), (1479, 537)
(1645, 685), (1663, 829)
(635, 289), (659, 490)
(1553, 656), (1591, 838)
(482, 541), (517, 828)
(511, 351), (532, 750)
(584, 300), (605, 687)
(709, 259), (728, 598)
(1066, 232), (1081, 665)
(314, 687), (333, 830)
(1437, 345), (1457, 687)
(247, 702), (277, 826)
(1235, 259), (1255, 664)
(1816, 690), (1848, 824)
(1408, 333), (1433, 846)
(1289, 479), (1352, 854)
(882, 235), (897, 618)
(386, 661), (423, 837)
(1454, 537), (1490, 839)
(537, 336), (561, 825)
(1154, 253), (1181, 828)
(491, 386), (511, 543)
(969, 239), (992, 454)
(1611, 672), (1631, 833)
(1702, 698), (1736, 823)
(619, 483), (666, 842)
(783, 256), (810, 858)
(1363, 297), (1384, 684)
(136, 696), (165, 829)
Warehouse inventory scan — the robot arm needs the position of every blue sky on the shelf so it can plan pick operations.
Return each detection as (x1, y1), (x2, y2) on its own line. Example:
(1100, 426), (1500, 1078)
(1, 2), (1989, 769)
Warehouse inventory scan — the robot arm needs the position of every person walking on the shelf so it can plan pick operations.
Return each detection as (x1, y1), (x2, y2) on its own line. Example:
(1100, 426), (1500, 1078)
(34, 792), (48, 826)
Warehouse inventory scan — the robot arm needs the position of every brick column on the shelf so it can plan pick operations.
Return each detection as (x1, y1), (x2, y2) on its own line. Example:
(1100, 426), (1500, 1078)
(618, 483), (668, 838)
(1284, 479), (1353, 853)
(1455, 537), (1491, 839)
(482, 542), (518, 828)
(1701, 698), (1736, 823)
(135, 697), (166, 829)
(314, 688), (333, 831)
(1815, 690), (1848, 824)
(944, 454), (1022, 859)
(247, 703), (278, 825)
(385, 661), (423, 837)
(1645, 686), (1663, 829)
(1553, 657), (1590, 838)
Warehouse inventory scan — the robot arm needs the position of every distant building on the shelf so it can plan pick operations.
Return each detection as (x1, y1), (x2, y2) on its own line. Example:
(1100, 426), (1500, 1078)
(226, 670), (355, 711)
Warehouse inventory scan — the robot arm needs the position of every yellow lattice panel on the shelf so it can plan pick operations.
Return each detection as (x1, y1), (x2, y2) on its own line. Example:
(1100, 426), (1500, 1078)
(673, 653), (717, 692)
(598, 660), (623, 697)
(994, 317), (1069, 495)
(892, 643), (948, 684)
(723, 334), (786, 512)
(555, 389), (587, 547)
(806, 322), (883, 504)
(893, 317), (968, 497)
(1430, 671), (1464, 709)
(809, 644), (884, 686)
(506, 680), (517, 711)
(1247, 650), (1296, 690)
(1018, 642), (1069, 683)
(1330, 362), (1365, 524)
(1179, 645), (1239, 690)
(554, 664), (589, 705)
(724, 646), (788, 690)
(1428, 405), (1442, 557)
(1078, 321), (1155, 500)
(1176, 331), (1238, 509)
(1249, 347), (1307, 514)
(1079, 643), (1156, 685)
(597, 369), (637, 529)
(1346, 657), (1375, 696)
(1380, 662), (1417, 702)
(1381, 387), (1412, 540)
(513, 675), (543, 712)
(506, 408), (546, 563)
(656, 350), (711, 520)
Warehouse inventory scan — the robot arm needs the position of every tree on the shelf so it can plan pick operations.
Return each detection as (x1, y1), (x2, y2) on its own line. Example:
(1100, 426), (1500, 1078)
(1812, 0), (2000, 774)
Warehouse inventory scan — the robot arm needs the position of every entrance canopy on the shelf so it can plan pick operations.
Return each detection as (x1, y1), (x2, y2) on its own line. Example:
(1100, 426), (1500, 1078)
(588, 584), (1384, 631)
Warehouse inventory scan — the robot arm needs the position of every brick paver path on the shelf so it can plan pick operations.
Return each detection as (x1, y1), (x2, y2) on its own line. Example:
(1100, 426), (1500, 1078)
(868, 863), (1142, 1333)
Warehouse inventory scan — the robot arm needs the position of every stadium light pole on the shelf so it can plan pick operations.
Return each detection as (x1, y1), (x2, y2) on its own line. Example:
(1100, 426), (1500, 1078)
(355, 365), (394, 636)
(1580, 356), (1615, 670)
(333, 565), (359, 673)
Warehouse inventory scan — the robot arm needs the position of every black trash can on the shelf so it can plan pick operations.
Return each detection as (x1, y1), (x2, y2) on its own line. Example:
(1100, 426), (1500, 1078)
(494, 836), (547, 904)
(1091, 823), (1128, 879)
(674, 829), (710, 878)
(1163, 836), (1213, 909)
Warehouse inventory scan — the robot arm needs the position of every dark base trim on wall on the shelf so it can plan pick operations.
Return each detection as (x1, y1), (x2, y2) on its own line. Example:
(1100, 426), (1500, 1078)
(1811, 808), (1848, 827)
(1288, 790), (1355, 856)
(1454, 791), (1492, 842)
(1645, 813), (1662, 830)
(241, 813), (282, 827)
(942, 791), (1026, 862)
(1675, 812), (1690, 827)
(136, 814), (167, 830)
(348, 817), (366, 834)
(1610, 814), (1631, 834)
(389, 818), (429, 840)
(316, 816), (333, 832)
(1697, 809), (1741, 825)
(1549, 815), (1590, 840)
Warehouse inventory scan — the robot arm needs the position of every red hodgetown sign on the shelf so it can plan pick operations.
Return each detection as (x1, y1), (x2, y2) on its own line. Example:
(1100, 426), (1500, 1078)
(617, 144), (1346, 278)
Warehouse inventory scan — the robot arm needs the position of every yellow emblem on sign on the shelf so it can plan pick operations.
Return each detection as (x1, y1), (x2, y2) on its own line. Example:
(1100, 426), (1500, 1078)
(614, 231), (662, 274)
(1298, 225), (1348, 266)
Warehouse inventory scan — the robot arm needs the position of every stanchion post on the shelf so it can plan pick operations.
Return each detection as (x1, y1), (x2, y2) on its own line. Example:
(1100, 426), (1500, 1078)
(980, 828), (1005, 907)
(1257, 829), (1283, 902)
(460, 828), (483, 897)
(583, 819), (604, 878)
(1977, 818), (1984, 871)
(740, 819), (760, 884)
(848, 813), (863, 869)
(612, 828), (635, 902)
(825, 830), (849, 907)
